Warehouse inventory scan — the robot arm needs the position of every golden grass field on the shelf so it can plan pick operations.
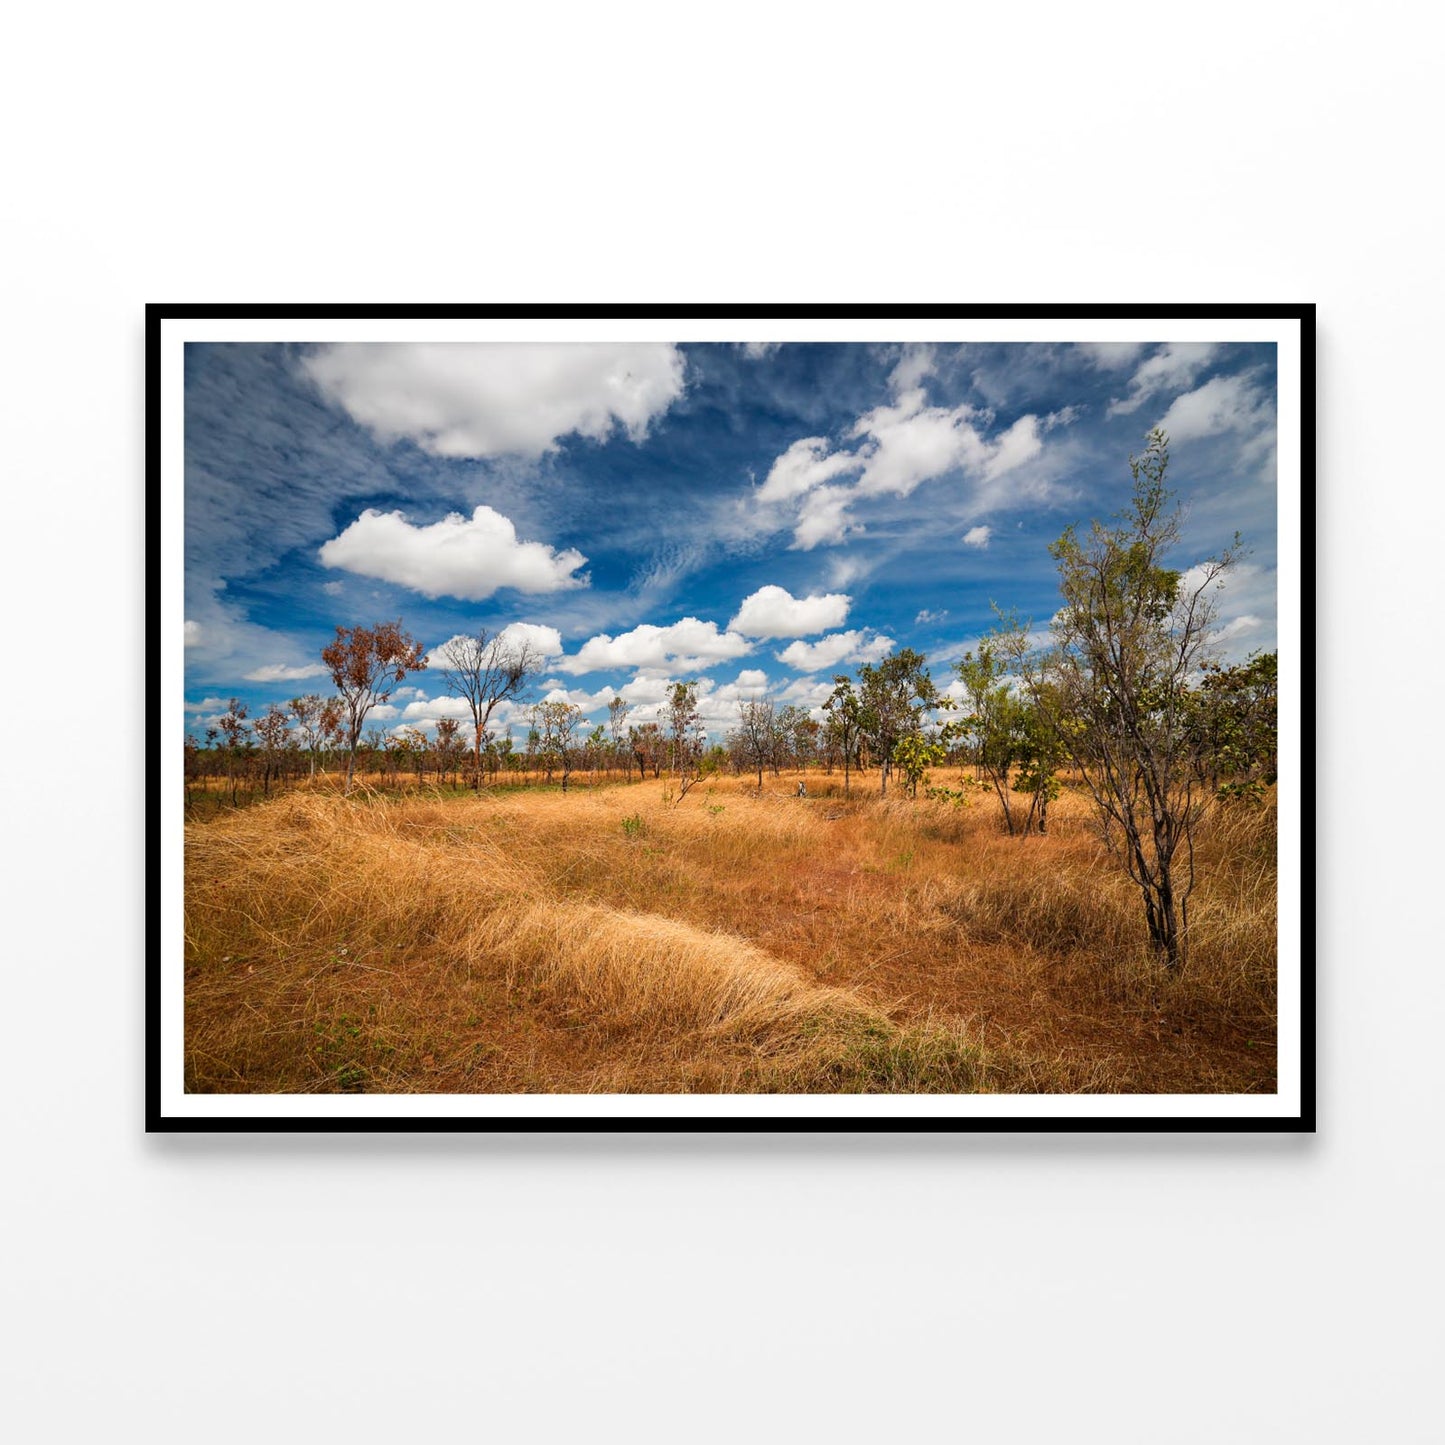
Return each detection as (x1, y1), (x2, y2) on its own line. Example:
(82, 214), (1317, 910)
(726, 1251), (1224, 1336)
(183, 772), (1278, 1094)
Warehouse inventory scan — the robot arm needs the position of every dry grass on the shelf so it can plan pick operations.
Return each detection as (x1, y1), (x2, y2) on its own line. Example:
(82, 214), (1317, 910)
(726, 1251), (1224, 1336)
(184, 773), (1277, 1094)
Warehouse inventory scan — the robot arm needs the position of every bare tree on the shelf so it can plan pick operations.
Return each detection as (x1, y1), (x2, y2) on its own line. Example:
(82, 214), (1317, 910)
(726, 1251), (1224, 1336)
(731, 697), (779, 791)
(288, 694), (327, 779)
(254, 703), (291, 797)
(320, 621), (428, 794)
(436, 630), (541, 789)
(530, 699), (584, 792)
(608, 696), (632, 781)
(434, 716), (464, 785)
(217, 698), (250, 806)
(665, 682), (706, 803)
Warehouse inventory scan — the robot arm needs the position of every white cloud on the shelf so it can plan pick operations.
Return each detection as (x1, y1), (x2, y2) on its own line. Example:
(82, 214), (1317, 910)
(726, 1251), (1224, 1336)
(399, 695), (474, 724)
(184, 696), (230, 713)
(243, 662), (329, 682)
(776, 630), (895, 672)
(734, 668), (769, 690)
(1155, 372), (1271, 444)
(183, 619), (202, 647)
(318, 506), (588, 601)
(756, 437), (862, 504)
(321, 580), (345, 597)
(914, 608), (949, 625)
(302, 342), (685, 459)
(852, 390), (989, 498)
(1107, 343), (1219, 416)
(740, 341), (781, 359)
(1077, 341), (1145, 370)
(429, 622), (566, 673)
(791, 484), (862, 550)
(728, 584), (851, 638)
(963, 525), (992, 547)
(981, 414), (1043, 482)
(556, 617), (752, 675)
(747, 368), (1060, 551)
(889, 343), (937, 393)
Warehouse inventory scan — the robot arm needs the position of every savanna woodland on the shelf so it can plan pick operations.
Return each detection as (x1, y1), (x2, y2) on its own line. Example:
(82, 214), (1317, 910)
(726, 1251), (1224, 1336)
(182, 340), (1284, 1095)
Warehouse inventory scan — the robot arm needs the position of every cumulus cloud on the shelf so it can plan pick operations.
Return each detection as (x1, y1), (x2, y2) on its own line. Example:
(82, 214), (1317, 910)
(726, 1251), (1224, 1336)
(555, 617), (752, 675)
(751, 380), (1056, 551)
(318, 506), (588, 601)
(498, 621), (566, 658)
(734, 668), (769, 690)
(1107, 343), (1218, 416)
(756, 437), (863, 504)
(776, 630), (895, 672)
(301, 342), (686, 459)
(184, 619), (203, 647)
(398, 695), (474, 725)
(1155, 372), (1272, 444)
(963, 525), (992, 547)
(728, 584), (851, 638)
(792, 485), (862, 550)
(243, 662), (329, 682)
(851, 390), (990, 499)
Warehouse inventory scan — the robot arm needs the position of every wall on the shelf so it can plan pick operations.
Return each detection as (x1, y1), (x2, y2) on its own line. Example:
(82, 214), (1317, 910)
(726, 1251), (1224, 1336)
(3, 7), (1437, 1440)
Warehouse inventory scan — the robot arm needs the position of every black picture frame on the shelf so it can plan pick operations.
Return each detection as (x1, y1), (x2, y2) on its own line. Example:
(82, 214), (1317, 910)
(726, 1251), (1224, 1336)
(150, 303), (1315, 1133)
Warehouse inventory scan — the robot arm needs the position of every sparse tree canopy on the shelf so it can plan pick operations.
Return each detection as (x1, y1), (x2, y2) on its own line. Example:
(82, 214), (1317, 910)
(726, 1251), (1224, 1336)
(856, 648), (941, 797)
(437, 629), (542, 790)
(321, 620), (427, 794)
(1021, 428), (1241, 966)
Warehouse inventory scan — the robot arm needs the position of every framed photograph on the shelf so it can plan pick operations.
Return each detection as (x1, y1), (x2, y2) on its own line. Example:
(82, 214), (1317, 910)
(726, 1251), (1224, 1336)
(151, 305), (1313, 1131)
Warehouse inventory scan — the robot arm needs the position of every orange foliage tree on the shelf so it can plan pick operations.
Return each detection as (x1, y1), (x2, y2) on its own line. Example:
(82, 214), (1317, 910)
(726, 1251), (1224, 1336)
(320, 621), (427, 793)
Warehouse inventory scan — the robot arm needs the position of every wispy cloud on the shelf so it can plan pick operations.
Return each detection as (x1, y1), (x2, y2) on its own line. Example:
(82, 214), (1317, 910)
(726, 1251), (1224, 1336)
(1107, 343), (1218, 416)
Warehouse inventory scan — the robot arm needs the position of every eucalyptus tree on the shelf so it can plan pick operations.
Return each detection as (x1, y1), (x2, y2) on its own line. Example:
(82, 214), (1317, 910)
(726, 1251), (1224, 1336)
(664, 682), (707, 801)
(320, 620), (428, 794)
(731, 696), (779, 790)
(955, 640), (1025, 835)
(608, 696), (632, 780)
(856, 648), (942, 798)
(437, 629), (542, 789)
(1019, 429), (1241, 967)
(530, 699), (584, 792)
(823, 675), (866, 798)
(217, 699), (250, 806)
(254, 703), (292, 797)
(434, 716), (465, 786)
(288, 694), (328, 779)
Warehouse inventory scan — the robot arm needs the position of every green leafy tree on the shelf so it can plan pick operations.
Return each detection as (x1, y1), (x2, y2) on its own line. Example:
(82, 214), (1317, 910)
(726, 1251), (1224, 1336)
(856, 648), (942, 798)
(1022, 429), (1241, 966)
(1186, 650), (1278, 803)
(955, 639), (1026, 834)
(823, 675), (866, 798)
(892, 731), (947, 799)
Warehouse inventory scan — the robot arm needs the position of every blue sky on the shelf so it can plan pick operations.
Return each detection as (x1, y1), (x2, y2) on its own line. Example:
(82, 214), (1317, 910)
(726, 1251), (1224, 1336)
(183, 339), (1278, 744)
